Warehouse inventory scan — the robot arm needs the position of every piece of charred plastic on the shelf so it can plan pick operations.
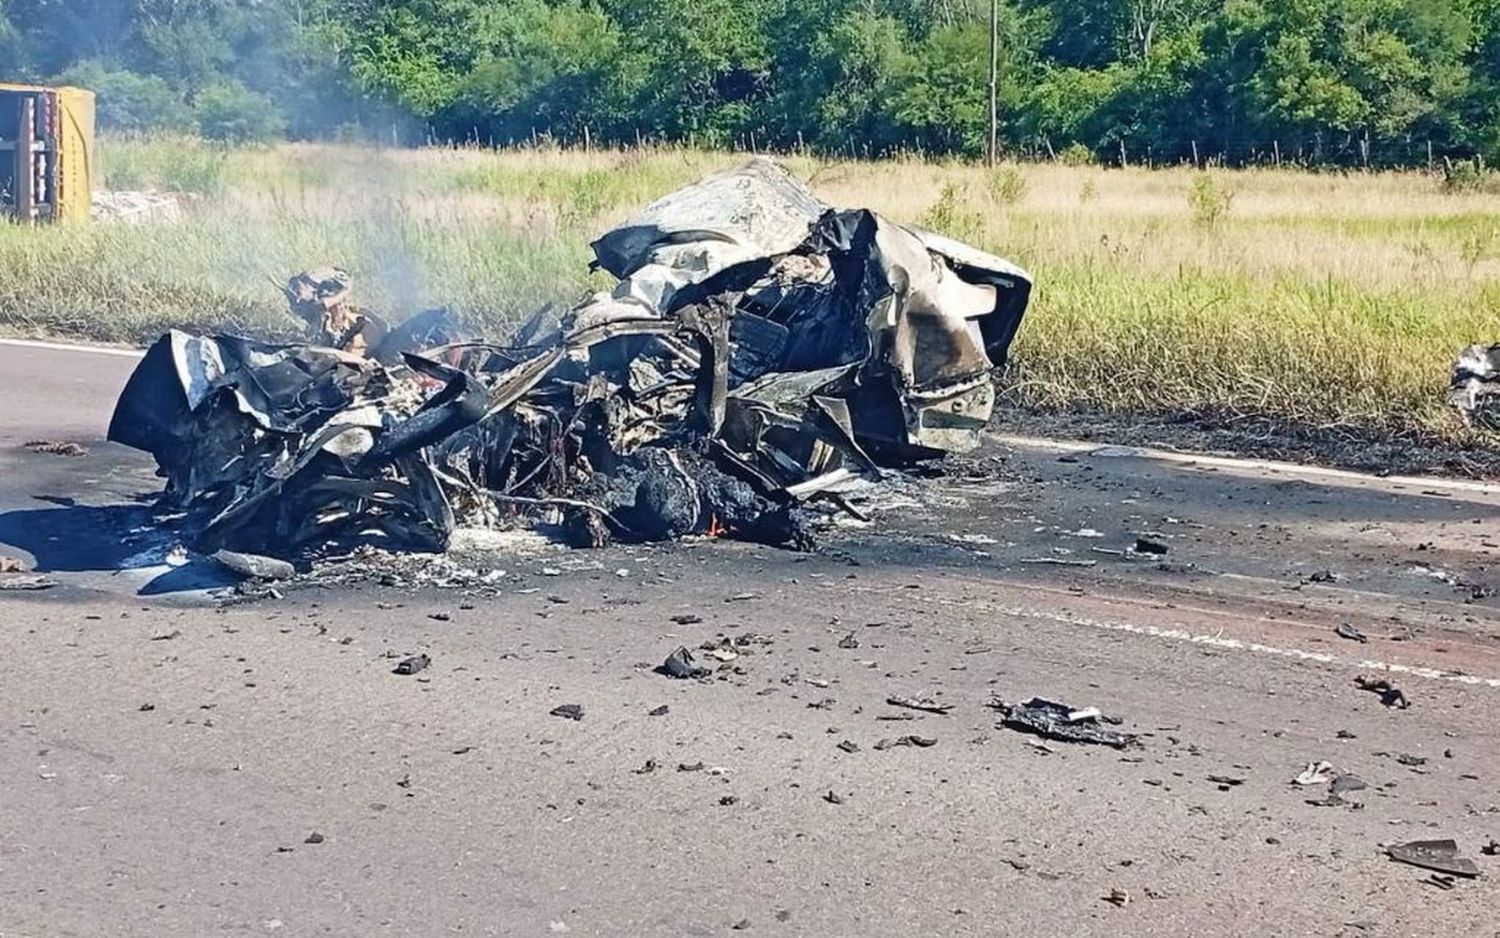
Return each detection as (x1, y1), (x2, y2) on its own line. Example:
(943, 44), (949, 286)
(991, 697), (1137, 748)
(1387, 839), (1481, 878)
(657, 646), (712, 679)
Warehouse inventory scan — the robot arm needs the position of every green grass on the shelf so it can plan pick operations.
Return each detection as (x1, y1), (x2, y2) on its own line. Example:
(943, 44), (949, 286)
(8, 135), (1500, 440)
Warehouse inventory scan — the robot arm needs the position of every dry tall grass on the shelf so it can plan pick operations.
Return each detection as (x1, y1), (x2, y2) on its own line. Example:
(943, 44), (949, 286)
(4, 137), (1498, 438)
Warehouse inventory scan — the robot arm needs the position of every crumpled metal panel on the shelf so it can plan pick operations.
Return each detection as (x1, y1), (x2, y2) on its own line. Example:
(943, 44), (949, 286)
(590, 157), (827, 283)
(1450, 343), (1500, 430)
(577, 160), (1033, 456)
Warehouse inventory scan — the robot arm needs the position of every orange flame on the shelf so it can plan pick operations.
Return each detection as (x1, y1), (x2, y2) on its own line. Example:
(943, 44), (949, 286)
(706, 514), (728, 538)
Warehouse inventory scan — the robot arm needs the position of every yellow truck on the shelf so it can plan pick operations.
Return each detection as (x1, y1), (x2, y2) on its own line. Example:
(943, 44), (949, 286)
(0, 82), (93, 223)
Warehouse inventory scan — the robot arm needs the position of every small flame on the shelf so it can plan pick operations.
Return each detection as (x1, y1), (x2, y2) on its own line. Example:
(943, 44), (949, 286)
(706, 514), (728, 538)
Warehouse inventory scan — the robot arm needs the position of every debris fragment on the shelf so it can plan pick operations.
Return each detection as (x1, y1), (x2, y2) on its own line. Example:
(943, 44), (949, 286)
(991, 697), (1136, 748)
(1305, 769), (1367, 807)
(658, 646), (712, 679)
(304, 832), (325, 844)
(836, 740), (859, 753)
(1449, 344), (1500, 430)
(212, 549), (295, 581)
(107, 159), (1032, 562)
(1355, 675), (1410, 709)
(1103, 889), (1130, 908)
(823, 790), (845, 805)
(0, 573), (56, 591)
(1387, 839), (1480, 878)
(874, 735), (937, 750)
(1293, 761), (1335, 786)
(1018, 557), (1097, 567)
(24, 439), (87, 456)
(549, 703), (585, 721)
(1335, 622), (1368, 644)
(670, 614), (703, 625)
(392, 654), (430, 675)
(885, 695), (953, 715)
(0, 556), (26, 573)
(1132, 537), (1169, 555)
(648, 705), (669, 716)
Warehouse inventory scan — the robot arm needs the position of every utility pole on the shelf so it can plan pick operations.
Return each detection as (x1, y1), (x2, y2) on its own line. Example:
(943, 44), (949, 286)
(986, 0), (998, 167)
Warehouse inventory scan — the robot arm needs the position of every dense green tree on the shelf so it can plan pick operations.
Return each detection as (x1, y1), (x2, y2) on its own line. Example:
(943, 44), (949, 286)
(0, 0), (1491, 164)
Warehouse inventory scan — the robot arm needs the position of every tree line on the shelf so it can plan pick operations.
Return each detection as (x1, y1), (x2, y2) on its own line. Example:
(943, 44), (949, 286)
(1, 0), (1496, 166)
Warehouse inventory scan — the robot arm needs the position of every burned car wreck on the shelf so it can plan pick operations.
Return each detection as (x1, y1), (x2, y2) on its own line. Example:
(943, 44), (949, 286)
(108, 159), (1032, 558)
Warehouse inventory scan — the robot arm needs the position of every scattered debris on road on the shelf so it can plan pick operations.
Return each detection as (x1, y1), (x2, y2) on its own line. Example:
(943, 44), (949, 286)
(550, 703), (585, 721)
(1132, 537), (1169, 555)
(873, 734), (937, 750)
(1334, 622), (1368, 643)
(0, 572), (56, 590)
(885, 694), (953, 715)
(1302, 765), (1367, 807)
(658, 646), (712, 679)
(211, 549), (295, 581)
(1387, 839), (1481, 878)
(1018, 557), (1097, 567)
(991, 697), (1137, 748)
(108, 158), (1032, 562)
(391, 654), (430, 675)
(23, 439), (87, 456)
(1293, 761), (1335, 786)
(1354, 675), (1410, 709)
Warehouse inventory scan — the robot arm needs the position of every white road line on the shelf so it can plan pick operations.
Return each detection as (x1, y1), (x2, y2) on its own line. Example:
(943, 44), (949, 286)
(1005, 605), (1500, 688)
(853, 582), (1500, 689)
(990, 431), (1500, 498)
(0, 337), (144, 358)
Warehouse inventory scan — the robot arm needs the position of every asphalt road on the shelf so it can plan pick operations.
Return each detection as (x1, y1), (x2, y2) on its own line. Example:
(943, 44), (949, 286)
(2, 339), (1499, 937)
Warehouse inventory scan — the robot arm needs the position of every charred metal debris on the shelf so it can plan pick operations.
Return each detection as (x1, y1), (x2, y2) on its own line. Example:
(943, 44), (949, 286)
(108, 159), (1032, 560)
(1450, 343), (1500, 430)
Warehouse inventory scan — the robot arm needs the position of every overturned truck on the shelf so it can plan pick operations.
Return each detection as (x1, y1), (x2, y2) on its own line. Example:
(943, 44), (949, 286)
(109, 159), (1032, 557)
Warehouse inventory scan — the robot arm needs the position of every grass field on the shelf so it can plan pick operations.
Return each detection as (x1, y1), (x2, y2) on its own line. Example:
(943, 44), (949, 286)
(5, 136), (1500, 440)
